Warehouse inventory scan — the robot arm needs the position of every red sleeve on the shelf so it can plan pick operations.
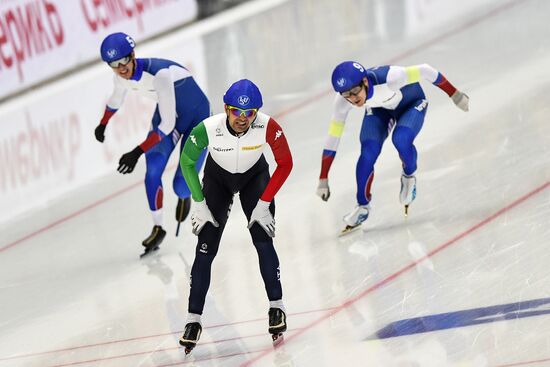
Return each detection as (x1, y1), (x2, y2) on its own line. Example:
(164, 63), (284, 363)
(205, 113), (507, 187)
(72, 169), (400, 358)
(319, 150), (336, 179)
(100, 107), (116, 125)
(433, 74), (457, 97)
(261, 118), (293, 202)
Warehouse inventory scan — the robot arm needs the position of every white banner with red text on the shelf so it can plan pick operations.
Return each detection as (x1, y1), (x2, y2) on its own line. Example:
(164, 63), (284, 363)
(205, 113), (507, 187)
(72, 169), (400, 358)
(0, 0), (198, 100)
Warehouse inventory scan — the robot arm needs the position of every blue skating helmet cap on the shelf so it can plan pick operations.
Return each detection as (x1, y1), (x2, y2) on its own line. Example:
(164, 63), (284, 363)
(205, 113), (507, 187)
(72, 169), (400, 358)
(100, 32), (135, 63)
(331, 61), (366, 92)
(223, 79), (263, 109)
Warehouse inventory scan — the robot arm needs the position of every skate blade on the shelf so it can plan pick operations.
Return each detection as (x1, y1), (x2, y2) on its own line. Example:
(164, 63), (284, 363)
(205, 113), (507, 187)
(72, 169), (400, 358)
(404, 205), (409, 217)
(175, 221), (181, 237)
(272, 332), (284, 346)
(139, 246), (159, 258)
(179, 341), (196, 355)
(339, 224), (363, 237)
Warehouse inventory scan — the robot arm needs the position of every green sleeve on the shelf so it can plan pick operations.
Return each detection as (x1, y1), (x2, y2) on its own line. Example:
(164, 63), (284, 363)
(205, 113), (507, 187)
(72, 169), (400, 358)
(180, 122), (209, 202)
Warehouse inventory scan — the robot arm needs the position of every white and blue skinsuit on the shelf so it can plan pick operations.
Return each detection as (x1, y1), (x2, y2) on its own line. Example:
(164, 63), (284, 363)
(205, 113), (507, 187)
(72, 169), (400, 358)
(320, 64), (460, 206)
(102, 58), (209, 211)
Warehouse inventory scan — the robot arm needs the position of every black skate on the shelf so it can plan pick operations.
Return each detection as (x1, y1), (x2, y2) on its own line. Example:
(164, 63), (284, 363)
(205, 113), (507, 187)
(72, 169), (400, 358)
(179, 322), (202, 354)
(268, 308), (287, 345)
(140, 225), (166, 258)
(175, 197), (191, 236)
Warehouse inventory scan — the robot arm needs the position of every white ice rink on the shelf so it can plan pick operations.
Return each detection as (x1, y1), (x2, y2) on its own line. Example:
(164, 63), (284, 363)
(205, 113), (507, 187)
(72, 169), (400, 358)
(2, 0), (550, 366)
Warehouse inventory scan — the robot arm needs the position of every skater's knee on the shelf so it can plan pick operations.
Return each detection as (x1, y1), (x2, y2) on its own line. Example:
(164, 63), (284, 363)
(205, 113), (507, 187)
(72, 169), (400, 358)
(145, 166), (163, 183)
(358, 147), (379, 169)
(253, 240), (277, 257)
(250, 226), (273, 243)
(194, 241), (219, 261)
(359, 140), (382, 162)
(392, 126), (415, 152)
(145, 153), (166, 179)
(173, 176), (190, 197)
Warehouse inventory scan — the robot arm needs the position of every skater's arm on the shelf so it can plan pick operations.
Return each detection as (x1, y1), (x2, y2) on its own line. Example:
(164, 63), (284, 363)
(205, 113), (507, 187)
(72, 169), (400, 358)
(95, 78), (126, 142)
(98, 106), (117, 126)
(261, 118), (293, 202)
(180, 122), (209, 202)
(153, 69), (177, 135)
(320, 95), (351, 179)
(101, 77), (127, 126)
(386, 64), (458, 95)
(387, 64), (469, 111)
(135, 70), (177, 153)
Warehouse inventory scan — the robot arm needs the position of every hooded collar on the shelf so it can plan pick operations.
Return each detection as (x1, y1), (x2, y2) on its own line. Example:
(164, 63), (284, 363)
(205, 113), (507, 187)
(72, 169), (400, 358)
(366, 74), (374, 100)
(130, 58), (145, 81)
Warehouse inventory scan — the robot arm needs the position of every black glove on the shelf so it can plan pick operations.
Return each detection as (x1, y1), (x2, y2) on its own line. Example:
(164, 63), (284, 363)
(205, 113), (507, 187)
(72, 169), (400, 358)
(118, 146), (144, 174)
(94, 124), (106, 142)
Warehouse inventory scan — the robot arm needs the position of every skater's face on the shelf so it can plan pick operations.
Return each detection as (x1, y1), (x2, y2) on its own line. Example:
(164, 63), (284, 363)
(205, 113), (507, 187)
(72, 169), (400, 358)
(341, 77), (368, 107)
(226, 105), (257, 133)
(109, 52), (135, 80)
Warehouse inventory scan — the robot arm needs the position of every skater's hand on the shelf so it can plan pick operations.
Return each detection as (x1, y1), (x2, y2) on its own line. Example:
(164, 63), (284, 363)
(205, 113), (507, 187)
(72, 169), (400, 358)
(191, 199), (219, 235)
(118, 146), (143, 174)
(316, 178), (330, 201)
(248, 200), (275, 237)
(451, 90), (469, 112)
(94, 124), (106, 142)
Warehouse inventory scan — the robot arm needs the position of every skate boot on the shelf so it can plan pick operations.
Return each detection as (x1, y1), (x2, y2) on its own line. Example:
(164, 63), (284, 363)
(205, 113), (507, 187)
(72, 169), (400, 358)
(399, 174), (417, 217)
(268, 308), (287, 344)
(179, 322), (202, 354)
(140, 225), (166, 258)
(175, 197), (191, 236)
(340, 204), (370, 236)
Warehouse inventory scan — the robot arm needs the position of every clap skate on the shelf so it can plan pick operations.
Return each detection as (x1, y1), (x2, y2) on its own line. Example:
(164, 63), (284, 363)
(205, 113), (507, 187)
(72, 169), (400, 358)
(175, 197), (191, 236)
(400, 174), (417, 217)
(268, 308), (287, 345)
(179, 322), (202, 355)
(340, 204), (370, 236)
(140, 225), (166, 258)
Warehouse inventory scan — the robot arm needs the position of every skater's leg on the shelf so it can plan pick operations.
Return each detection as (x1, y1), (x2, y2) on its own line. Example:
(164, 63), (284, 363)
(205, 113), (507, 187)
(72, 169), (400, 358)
(140, 130), (171, 255)
(393, 125), (419, 208)
(240, 168), (283, 302)
(356, 109), (390, 205)
(340, 111), (390, 230)
(144, 131), (172, 219)
(356, 140), (382, 205)
(187, 213), (227, 315)
(392, 126), (418, 175)
(392, 99), (427, 175)
(187, 160), (233, 315)
(250, 237), (282, 302)
(392, 100), (427, 210)
(145, 151), (168, 212)
(239, 168), (288, 340)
